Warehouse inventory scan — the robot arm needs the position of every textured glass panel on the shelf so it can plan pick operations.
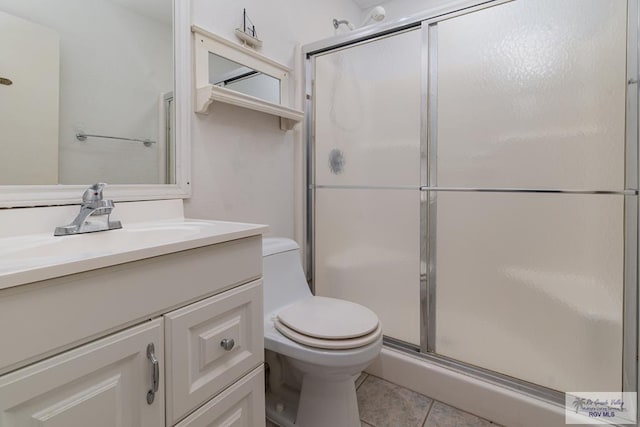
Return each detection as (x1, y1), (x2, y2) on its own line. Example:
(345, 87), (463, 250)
(436, 0), (627, 190)
(434, 192), (624, 392)
(315, 188), (421, 345)
(314, 30), (421, 187)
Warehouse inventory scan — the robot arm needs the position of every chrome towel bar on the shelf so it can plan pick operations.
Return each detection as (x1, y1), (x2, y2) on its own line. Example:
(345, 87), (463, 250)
(76, 132), (156, 147)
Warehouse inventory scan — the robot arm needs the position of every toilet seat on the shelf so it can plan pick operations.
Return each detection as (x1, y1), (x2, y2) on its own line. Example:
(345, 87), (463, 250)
(275, 318), (382, 350)
(274, 296), (382, 349)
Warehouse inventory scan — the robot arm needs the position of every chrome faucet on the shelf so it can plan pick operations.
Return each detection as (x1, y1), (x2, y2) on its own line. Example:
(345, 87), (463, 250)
(54, 183), (122, 236)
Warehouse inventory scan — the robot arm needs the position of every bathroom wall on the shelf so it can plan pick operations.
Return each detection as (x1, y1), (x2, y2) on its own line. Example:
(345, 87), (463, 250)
(363, 0), (473, 22)
(0, 11), (59, 185)
(185, 0), (362, 238)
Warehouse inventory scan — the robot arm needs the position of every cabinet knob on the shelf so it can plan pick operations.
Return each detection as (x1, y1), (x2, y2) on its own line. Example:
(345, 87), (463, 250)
(220, 338), (235, 351)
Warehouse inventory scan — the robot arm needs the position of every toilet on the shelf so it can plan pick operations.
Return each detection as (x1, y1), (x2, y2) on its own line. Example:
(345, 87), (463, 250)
(262, 237), (382, 427)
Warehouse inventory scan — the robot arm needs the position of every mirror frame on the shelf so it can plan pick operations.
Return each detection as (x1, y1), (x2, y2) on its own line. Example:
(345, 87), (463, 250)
(192, 25), (303, 130)
(0, 0), (191, 208)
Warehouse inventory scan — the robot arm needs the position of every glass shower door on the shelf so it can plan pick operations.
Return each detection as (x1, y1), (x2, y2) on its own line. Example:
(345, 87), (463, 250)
(313, 29), (423, 346)
(428, 0), (630, 393)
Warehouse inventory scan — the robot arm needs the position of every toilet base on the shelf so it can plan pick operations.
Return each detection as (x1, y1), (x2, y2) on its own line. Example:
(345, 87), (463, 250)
(265, 374), (361, 427)
(285, 356), (366, 427)
(296, 373), (361, 427)
(266, 387), (298, 427)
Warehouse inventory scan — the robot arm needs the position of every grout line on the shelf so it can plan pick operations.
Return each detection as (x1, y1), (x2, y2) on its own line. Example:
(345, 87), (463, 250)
(356, 373), (369, 390)
(364, 372), (398, 387)
(421, 399), (435, 427)
(360, 414), (377, 427)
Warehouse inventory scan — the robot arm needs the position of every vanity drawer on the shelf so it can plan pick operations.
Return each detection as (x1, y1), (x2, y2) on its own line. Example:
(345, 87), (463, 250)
(165, 279), (264, 425)
(174, 365), (265, 427)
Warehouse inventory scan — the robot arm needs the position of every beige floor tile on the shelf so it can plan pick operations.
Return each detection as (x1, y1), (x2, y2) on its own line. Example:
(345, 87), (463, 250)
(357, 375), (433, 427)
(423, 401), (497, 427)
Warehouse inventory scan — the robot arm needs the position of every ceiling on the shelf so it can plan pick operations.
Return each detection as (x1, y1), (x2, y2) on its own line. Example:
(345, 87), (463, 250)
(108, 0), (172, 25)
(352, 0), (390, 9)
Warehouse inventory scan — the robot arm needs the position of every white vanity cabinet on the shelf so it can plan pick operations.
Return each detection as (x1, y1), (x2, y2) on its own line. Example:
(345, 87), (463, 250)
(0, 227), (266, 427)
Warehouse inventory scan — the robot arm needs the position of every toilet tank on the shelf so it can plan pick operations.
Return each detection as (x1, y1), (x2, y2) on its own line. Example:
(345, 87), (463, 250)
(262, 237), (312, 315)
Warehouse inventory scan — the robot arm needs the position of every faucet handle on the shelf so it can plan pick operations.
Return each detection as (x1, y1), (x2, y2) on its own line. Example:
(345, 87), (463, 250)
(82, 183), (106, 203)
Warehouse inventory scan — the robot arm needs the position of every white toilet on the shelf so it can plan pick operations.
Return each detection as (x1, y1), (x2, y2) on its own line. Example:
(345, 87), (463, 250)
(262, 237), (382, 427)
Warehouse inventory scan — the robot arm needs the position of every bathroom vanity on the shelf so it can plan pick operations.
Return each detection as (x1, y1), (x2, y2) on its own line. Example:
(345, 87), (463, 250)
(0, 200), (267, 426)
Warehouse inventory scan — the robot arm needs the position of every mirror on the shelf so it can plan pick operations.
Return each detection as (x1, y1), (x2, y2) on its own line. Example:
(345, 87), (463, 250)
(209, 53), (281, 105)
(0, 0), (182, 189)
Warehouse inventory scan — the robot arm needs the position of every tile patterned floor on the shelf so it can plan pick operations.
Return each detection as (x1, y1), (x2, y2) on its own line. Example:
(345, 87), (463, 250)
(267, 373), (501, 427)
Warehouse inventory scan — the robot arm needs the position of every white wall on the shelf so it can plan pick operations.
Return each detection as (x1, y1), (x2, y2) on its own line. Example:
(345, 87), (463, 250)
(185, 0), (362, 238)
(360, 0), (477, 23)
(0, 0), (173, 185)
(373, 0), (442, 20)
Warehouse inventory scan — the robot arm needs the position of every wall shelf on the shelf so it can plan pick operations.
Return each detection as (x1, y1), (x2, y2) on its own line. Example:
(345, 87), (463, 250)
(195, 84), (303, 130)
(192, 25), (303, 131)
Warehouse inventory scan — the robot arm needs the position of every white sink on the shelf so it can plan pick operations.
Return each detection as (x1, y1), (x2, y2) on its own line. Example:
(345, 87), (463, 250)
(0, 221), (205, 270)
(0, 219), (267, 289)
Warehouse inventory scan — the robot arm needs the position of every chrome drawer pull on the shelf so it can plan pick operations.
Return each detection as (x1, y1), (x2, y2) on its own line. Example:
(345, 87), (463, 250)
(220, 338), (235, 351)
(146, 343), (159, 404)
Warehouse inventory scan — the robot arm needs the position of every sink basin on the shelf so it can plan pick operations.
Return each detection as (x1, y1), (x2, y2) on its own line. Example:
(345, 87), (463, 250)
(0, 222), (203, 271)
(0, 219), (267, 289)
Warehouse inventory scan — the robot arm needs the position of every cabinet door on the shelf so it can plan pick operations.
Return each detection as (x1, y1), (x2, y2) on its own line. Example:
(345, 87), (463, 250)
(174, 365), (265, 427)
(165, 280), (263, 425)
(0, 319), (164, 427)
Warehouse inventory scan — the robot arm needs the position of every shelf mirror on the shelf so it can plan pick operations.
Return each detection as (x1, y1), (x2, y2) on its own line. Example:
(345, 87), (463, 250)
(209, 53), (281, 105)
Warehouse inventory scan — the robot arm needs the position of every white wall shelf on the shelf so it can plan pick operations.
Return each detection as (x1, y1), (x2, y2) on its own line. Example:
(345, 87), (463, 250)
(192, 25), (303, 131)
(195, 84), (303, 130)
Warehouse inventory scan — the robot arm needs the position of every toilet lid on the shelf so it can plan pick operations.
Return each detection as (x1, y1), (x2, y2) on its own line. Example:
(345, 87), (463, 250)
(275, 318), (382, 350)
(276, 296), (379, 340)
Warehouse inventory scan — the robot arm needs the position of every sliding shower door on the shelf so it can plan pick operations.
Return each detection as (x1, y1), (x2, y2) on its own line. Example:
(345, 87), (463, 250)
(428, 0), (632, 393)
(308, 0), (636, 398)
(312, 29), (423, 346)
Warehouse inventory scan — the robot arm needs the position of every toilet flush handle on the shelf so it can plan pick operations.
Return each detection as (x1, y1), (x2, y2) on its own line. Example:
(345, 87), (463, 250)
(220, 338), (235, 351)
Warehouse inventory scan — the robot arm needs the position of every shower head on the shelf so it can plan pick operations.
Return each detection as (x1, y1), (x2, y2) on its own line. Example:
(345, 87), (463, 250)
(362, 6), (386, 27)
(333, 18), (355, 31)
(370, 6), (386, 22)
(333, 5), (384, 33)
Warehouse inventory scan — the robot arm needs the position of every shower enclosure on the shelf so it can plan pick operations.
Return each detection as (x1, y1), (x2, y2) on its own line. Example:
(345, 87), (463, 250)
(304, 0), (638, 405)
